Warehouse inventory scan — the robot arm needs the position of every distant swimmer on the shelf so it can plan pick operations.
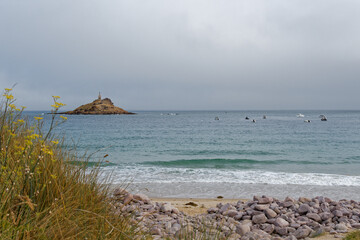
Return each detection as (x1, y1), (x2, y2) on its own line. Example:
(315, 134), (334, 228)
(263, 115), (267, 119)
(215, 116), (219, 120)
(252, 119), (256, 123)
(304, 120), (311, 123)
(245, 116), (250, 120)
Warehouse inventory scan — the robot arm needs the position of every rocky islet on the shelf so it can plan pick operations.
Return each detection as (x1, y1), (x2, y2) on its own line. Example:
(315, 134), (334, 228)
(62, 93), (134, 115)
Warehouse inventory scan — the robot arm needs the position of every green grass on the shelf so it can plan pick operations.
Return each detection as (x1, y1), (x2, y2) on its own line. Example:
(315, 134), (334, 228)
(0, 89), (146, 239)
(345, 231), (360, 240)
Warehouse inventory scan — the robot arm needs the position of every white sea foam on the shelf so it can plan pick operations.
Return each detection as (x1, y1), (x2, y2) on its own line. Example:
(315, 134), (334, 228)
(101, 165), (360, 187)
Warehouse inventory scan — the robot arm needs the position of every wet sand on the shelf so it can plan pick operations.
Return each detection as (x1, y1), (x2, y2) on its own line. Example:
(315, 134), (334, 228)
(128, 182), (360, 201)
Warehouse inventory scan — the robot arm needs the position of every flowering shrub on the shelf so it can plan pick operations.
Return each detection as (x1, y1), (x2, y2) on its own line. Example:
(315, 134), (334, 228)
(0, 89), (140, 239)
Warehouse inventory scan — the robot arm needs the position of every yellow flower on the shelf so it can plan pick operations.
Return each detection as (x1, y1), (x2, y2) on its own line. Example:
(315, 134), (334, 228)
(51, 140), (59, 145)
(34, 117), (43, 120)
(17, 119), (25, 124)
(9, 104), (16, 109)
(5, 94), (14, 100)
(5, 88), (12, 91)
(9, 133), (16, 137)
(27, 134), (38, 140)
(60, 115), (67, 120)
(32, 134), (40, 138)
(45, 149), (53, 156)
(56, 102), (66, 106)
(51, 174), (57, 179)
(52, 96), (60, 99)
(51, 104), (59, 109)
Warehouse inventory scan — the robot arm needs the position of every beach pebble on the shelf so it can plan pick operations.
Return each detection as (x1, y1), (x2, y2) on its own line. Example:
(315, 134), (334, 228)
(123, 193), (133, 205)
(110, 191), (360, 240)
(306, 213), (321, 222)
(284, 235), (297, 240)
(335, 223), (348, 231)
(236, 224), (250, 235)
(113, 187), (128, 196)
(150, 226), (162, 235)
(275, 226), (288, 236)
(252, 214), (268, 224)
(133, 193), (151, 204)
(241, 229), (271, 240)
(207, 207), (218, 214)
(275, 218), (290, 228)
(333, 210), (343, 217)
(298, 197), (311, 203)
(352, 223), (360, 229)
(254, 204), (269, 211)
(293, 226), (311, 239)
(298, 204), (311, 214)
(258, 197), (273, 204)
(160, 203), (176, 213)
(234, 213), (244, 220)
(319, 212), (333, 220)
(309, 226), (325, 238)
(225, 210), (239, 218)
(283, 201), (295, 208)
(221, 203), (235, 213)
(265, 208), (277, 218)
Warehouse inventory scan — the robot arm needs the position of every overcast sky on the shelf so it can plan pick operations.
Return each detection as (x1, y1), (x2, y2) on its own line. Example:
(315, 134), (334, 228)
(1, 0), (360, 110)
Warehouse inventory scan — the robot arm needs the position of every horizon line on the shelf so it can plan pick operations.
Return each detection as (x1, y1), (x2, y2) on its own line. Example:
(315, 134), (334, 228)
(23, 109), (360, 112)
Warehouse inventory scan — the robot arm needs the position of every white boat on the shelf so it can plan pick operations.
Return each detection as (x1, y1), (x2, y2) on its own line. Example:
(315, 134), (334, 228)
(297, 113), (305, 118)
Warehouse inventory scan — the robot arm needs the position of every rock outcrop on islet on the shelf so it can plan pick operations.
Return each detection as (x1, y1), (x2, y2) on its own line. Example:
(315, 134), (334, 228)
(63, 93), (134, 115)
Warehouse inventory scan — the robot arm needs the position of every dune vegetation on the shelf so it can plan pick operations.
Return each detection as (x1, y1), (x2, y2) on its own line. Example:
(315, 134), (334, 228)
(345, 231), (360, 240)
(0, 89), (143, 239)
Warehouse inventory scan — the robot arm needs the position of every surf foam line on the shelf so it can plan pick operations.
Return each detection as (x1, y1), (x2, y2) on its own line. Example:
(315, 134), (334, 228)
(100, 165), (360, 187)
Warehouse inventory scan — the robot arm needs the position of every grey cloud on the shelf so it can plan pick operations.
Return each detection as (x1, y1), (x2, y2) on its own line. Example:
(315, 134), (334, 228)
(0, 0), (359, 110)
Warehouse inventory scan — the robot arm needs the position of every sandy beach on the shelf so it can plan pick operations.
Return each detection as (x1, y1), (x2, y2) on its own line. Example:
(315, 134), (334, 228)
(152, 197), (242, 216)
(127, 182), (360, 201)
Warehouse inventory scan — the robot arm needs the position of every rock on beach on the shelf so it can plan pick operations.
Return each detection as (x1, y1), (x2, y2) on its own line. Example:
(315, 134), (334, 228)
(111, 191), (360, 240)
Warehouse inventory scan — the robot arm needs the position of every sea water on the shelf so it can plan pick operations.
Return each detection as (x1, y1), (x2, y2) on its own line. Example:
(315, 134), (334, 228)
(26, 110), (360, 199)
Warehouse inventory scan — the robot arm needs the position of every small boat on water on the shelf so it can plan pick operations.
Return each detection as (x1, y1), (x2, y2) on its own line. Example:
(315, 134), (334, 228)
(297, 113), (305, 118)
(245, 116), (250, 120)
(252, 119), (256, 123)
(215, 116), (219, 121)
(263, 115), (267, 119)
(304, 120), (311, 123)
(320, 115), (327, 121)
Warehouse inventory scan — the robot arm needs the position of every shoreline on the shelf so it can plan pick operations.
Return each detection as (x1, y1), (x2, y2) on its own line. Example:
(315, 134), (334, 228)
(124, 182), (360, 201)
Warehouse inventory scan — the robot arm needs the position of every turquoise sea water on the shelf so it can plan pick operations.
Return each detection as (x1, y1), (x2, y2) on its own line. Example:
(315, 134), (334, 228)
(26, 110), (360, 191)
